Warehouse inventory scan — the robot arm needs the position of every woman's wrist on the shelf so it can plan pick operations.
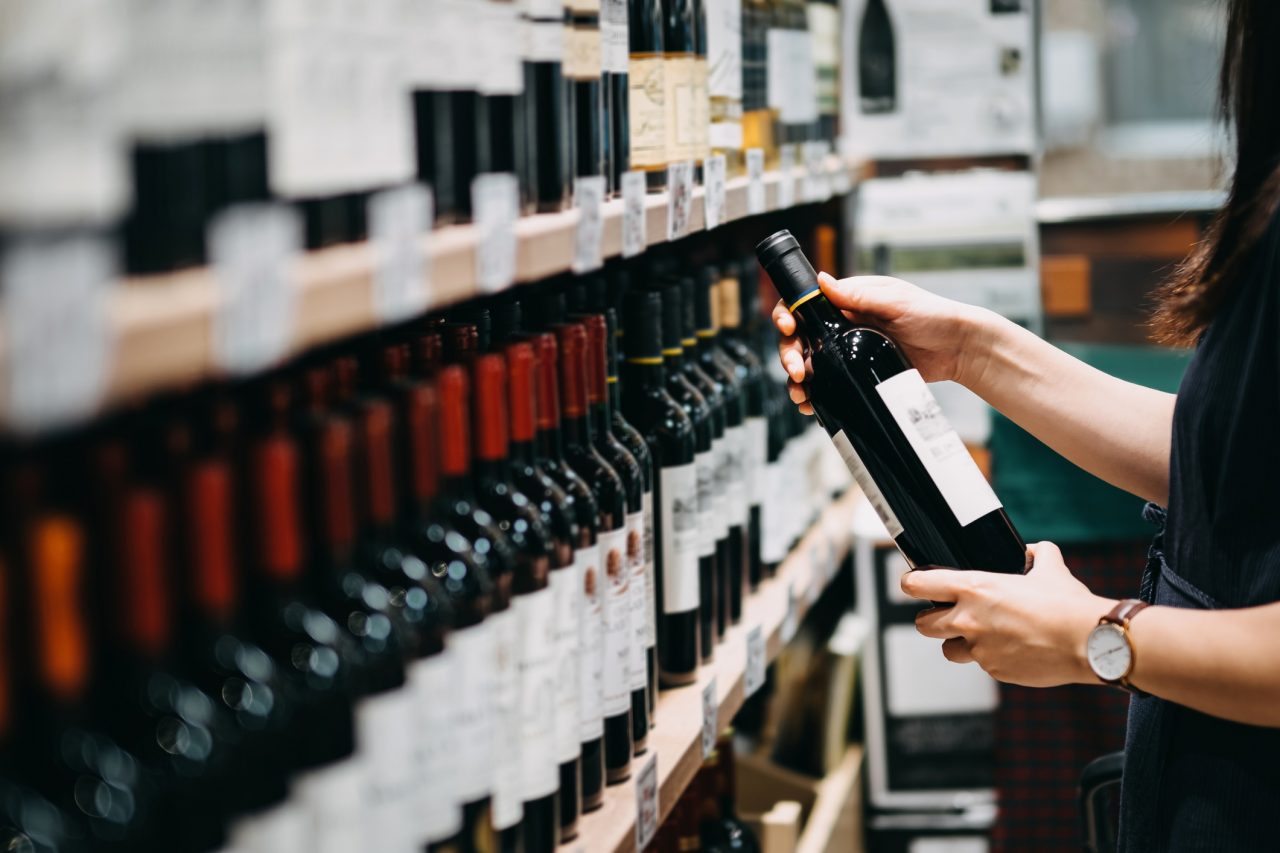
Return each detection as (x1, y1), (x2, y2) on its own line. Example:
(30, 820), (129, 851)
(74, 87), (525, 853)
(953, 306), (1016, 393)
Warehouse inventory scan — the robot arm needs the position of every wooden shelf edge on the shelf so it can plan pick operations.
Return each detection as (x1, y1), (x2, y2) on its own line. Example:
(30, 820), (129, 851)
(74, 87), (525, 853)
(572, 488), (866, 853)
(796, 745), (865, 853)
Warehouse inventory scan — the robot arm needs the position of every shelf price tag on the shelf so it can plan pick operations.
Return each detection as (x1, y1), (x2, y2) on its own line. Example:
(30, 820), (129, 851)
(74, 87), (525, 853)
(666, 160), (694, 240)
(831, 155), (854, 196)
(572, 175), (606, 273)
(369, 184), (433, 323)
(781, 581), (799, 645)
(744, 626), (766, 698)
(703, 154), (727, 230)
(634, 753), (660, 850)
(803, 142), (829, 203)
(778, 145), (797, 209)
(2, 234), (115, 432)
(621, 171), (647, 257)
(210, 203), (300, 376)
(701, 677), (718, 759)
(472, 172), (520, 293)
(807, 543), (825, 605)
(746, 148), (766, 215)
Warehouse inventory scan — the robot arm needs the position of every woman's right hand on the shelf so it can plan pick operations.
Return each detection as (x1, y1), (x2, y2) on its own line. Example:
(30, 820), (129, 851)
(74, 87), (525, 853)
(773, 272), (994, 414)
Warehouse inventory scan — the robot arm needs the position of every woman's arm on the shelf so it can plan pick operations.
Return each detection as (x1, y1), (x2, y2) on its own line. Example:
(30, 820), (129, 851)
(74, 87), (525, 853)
(906, 544), (1280, 728)
(775, 274), (1176, 504)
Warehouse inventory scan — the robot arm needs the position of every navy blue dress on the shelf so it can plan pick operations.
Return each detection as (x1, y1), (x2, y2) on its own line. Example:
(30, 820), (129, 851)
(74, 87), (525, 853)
(1119, 216), (1280, 851)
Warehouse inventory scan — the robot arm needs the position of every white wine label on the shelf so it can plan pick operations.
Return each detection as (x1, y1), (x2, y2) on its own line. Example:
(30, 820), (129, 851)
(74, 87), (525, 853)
(694, 450), (716, 557)
(489, 606), (523, 830)
(660, 463), (700, 613)
(710, 438), (731, 540)
(766, 29), (817, 123)
(355, 688), (418, 853)
(705, 0), (743, 100)
(746, 148), (766, 214)
(369, 184), (432, 324)
(746, 417), (768, 508)
(875, 369), (1002, 527)
(600, 0), (629, 74)
(522, 18), (565, 62)
(760, 460), (788, 564)
(228, 799), (309, 853)
(626, 510), (649, 690)
(550, 563), (582, 763)
(409, 653), (463, 843)
(573, 175), (606, 273)
(293, 754), (366, 853)
(703, 154), (727, 230)
(562, 24), (602, 81)
(598, 527), (632, 717)
(744, 625), (766, 697)
(627, 57), (667, 169)
(472, 172), (519, 294)
(480, 0), (525, 95)
(578, 542), (606, 741)
(831, 429), (904, 539)
(621, 170), (648, 256)
(516, 587), (559, 799)
(726, 424), (751, 526)
(701, 677), (719, 759)
(691, 57), (711, 161)
(450, 621), (497, 803)
(664, 56), (696, 163)
(525, 0), (566, 18)
(641, 490), (658, 646)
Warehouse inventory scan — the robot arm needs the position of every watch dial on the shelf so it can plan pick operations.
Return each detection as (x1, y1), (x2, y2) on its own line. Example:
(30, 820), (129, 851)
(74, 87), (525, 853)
(1087, 623), (1132, 681)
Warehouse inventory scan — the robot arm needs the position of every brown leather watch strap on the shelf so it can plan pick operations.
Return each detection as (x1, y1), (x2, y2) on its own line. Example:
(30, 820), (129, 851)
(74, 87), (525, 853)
(1102, 598), (1150, 628)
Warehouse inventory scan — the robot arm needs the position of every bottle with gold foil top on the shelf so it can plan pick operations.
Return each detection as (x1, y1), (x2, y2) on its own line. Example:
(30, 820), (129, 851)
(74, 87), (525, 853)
(705, 0), (744, 173)
(628, 0), (668, 189)
(663, 0), (697, 167)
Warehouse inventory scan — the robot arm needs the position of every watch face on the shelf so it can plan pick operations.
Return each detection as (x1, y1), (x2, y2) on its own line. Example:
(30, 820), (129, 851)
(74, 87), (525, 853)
(1087, 623), (1132, 682)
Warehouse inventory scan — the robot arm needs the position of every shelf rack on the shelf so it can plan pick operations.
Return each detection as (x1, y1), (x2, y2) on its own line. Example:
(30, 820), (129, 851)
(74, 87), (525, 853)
(571, 488), (864, 853)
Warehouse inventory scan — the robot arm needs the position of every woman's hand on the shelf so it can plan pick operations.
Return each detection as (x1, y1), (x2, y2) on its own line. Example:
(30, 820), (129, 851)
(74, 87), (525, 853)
(902, 542), (1116, 688)
(773, 272), (996, 414)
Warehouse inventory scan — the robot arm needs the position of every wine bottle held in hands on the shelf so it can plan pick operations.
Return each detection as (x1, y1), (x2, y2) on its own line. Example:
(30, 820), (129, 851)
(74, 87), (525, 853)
(756, 230), (1029, 575)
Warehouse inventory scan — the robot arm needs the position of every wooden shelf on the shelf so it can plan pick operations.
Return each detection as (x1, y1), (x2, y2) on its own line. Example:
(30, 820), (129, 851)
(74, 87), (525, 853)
(2, 157), (863, 427)
(569, 488), (865, 853)
(796, 745), (865, 853)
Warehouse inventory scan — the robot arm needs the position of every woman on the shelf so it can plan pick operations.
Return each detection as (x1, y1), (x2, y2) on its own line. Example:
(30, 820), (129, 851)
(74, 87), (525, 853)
(772, 2), (1280, 849)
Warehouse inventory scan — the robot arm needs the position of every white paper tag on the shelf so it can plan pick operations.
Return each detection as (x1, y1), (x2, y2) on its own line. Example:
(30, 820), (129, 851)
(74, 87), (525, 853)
(832, 160), (853, 196)
(209, 203), (300, 376)
(807, 543), (824, 605)
(2, 233), (115, 432)
(634, 753), (660, 850)
(746, 148), (766, 214)
(803, 142), (828, 203)
(701, 677), (718, 759)
(666, 161), (694, 240)
(621, 171), (648, 258)
(472, 172), (520, 293)
(703, 154), (727, 230)
(744, 625), (766, 698)
(781, 581), (799, 644)
(369, 184), (432, 323)
(778, 144), (797, 209)
(572, 175), (606, 273)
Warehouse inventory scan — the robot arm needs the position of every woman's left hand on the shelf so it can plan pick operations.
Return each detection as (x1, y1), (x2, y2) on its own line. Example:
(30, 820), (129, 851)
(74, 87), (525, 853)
(902, 542), (1116, 688)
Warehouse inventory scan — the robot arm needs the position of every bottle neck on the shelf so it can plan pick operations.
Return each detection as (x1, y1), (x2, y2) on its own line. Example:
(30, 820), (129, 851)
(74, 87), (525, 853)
(590, 398), (613, 439)
(510, 438), (536, 467)
(791, 291), (849, 340)
(621, 359), (665, 389)
(442, 471), (477, 501)
(473, 456), (511, 487)
(608, 375), (624, 411)
(536, 424), (565, 464)
(664, 346), (685, 370)
(562, 411), (593, 449)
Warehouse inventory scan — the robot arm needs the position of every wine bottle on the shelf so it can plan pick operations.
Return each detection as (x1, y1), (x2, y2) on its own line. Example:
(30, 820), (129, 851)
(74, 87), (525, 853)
(521, 0), (573, 212)
(698, 735), (760, 851)
(756, 231), (1029, 573)
(706, 0), (745, 172)
(663, 0), (698, 167)
(740, 0), (775, 160)
(582, 315), (651, 752)
(619, 288), (700, 687)
(555, 323), (634, 784)
(480, 0), (527, 182)
(567, 0), (606, 180)
(691, 0), (712, 169)
(858, 0), (896, 115)
(628, 0), (669, 190)
(601, 0), (630, 191)
(807, 0), (840, 142)
(527, 331), (608, 811)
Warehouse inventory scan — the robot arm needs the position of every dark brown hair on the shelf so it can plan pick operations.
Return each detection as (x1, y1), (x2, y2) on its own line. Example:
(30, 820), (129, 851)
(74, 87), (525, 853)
(1151, 0), (1280, 345)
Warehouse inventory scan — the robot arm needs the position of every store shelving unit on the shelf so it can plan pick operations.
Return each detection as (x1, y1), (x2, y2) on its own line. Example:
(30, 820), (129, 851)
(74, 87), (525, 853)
(572, 488), (864, 853)
(796, 745), (865, 853)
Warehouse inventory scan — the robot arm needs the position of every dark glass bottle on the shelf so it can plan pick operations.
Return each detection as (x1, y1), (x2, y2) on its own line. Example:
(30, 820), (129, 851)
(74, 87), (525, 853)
(555, 323), (633, 784)
(858, 0), (896, 115)
(520, 0), (572, 212)
(757, 231), (1028, 574)
(700, 731), (760, 851)
(582, 315), (650, 752)
(628, 0), (668, 189)
(662, 0), (697, 169)
(619, 288), (700, 687)
(528, 331), (607, 812)
(567, 0), (606, 180)
(480, 0), (526, 181)
(602, 0), (631, 191)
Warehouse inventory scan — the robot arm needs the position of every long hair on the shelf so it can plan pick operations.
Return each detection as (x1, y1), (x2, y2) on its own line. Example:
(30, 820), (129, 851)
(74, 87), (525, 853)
(1151, 0), (1280, 345)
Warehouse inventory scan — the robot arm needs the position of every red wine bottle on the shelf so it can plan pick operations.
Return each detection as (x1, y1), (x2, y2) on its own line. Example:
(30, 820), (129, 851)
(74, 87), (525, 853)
(756, 231), (1029, 574)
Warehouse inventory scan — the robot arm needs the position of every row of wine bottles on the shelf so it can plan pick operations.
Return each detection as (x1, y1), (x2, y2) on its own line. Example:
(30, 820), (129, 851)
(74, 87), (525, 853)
(0, 240), (844, 852)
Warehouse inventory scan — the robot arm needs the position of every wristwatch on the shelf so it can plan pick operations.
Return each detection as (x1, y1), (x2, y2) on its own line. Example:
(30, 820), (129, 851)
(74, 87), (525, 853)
(1086, 599), (1150, 694)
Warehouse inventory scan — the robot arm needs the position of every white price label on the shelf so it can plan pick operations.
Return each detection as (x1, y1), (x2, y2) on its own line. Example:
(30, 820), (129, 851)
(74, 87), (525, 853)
(744, 625), (766, 698)
(703, 155), (727, 230)
(369, 184), (433, 323)
(634, 753), (660, 850)
(778, 145), (797, 209)
(2, 234), (115, 432)
(209, 203), (300, 376)
(472, 173), (520, 293)
(803, 142), (828, 202)
(701, 677), (718, 759)
(832, 161), (853, 196)
(781, 581), (799, 644)
(572, 176), (606, 273)
(807, 543), (824, 605)
(746, 148), (766, 214)
(621, 171), (648, 257)
(666, 161), (694, 240)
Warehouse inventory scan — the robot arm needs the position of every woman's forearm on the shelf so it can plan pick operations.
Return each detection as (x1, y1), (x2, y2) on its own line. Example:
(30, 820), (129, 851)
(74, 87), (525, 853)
(961, 312), (1176, 504)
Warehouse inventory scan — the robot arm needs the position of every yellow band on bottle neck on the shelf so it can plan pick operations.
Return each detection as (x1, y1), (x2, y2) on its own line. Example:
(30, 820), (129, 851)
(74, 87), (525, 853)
(662, 347), (684, 356)
(788, 286), (822, 313)
(696, 328), (716, 338)
(627, 356), (664, 365)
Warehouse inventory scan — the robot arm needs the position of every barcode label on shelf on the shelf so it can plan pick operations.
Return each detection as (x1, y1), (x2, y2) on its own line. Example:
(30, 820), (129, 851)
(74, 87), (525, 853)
(704, 154), (727, 230)
(778, 145), (797, 209)
(781, 581), (799, 644)
(472, 173), (520, 293)
(701, 677), (718, 759)
(209, 203), (301, 376)
(572, 176), (606, 273)
(745, 626), (766, 698)
(746, 148), (766, 214)
(2, 234), (115, 432)
(666, 160), (694, 240)
(621, 171), (648, 257)
(634, 753), (660, 850)
(369, 184), (433, 323)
